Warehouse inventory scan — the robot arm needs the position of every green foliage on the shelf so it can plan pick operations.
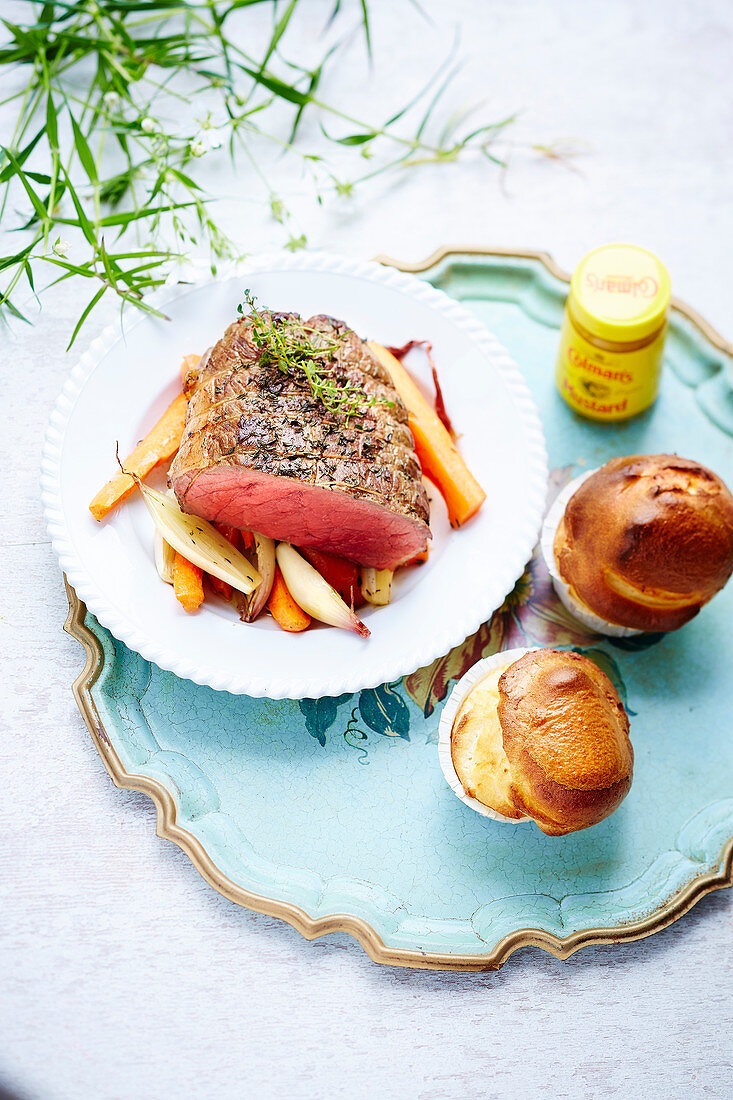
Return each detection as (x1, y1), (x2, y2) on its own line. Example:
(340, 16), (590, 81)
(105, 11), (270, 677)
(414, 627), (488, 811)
(0, 1), (515, 343)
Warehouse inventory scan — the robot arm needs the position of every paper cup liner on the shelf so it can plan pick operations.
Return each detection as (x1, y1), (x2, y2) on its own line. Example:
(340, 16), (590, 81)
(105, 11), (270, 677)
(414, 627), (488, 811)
(438, 648), (536, 824)
(540, 469), (642, 639)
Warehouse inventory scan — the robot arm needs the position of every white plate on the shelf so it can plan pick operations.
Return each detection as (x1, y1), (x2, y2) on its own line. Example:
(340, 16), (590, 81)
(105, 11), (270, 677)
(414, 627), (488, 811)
(42, 251), (547, 698)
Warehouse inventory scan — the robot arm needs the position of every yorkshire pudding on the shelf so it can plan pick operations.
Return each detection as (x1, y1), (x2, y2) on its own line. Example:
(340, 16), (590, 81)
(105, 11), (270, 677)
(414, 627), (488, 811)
(450, 648), (633, 836)
(553, 455), (733, 632)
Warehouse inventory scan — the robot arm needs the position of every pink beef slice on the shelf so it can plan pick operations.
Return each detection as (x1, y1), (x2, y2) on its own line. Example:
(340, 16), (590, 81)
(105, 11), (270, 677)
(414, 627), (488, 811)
(169, 312), (430, 569)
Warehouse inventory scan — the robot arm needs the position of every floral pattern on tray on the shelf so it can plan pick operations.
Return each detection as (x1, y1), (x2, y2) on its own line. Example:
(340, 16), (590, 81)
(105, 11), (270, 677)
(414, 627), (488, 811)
(298, 466), (658, 755)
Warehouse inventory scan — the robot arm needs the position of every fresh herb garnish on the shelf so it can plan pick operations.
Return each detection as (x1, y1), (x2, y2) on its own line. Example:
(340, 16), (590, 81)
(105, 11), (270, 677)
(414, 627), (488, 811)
(0, 2), (517, 346)
(239, 291), (386, 421)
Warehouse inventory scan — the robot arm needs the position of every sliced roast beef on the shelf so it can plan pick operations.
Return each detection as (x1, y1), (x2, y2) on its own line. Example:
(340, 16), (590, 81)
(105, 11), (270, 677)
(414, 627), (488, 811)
(169, 311), (430, 569)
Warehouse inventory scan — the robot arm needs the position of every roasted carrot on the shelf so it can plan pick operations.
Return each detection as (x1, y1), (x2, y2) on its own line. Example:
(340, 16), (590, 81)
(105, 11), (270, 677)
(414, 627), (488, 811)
(368, 342), (486, 528)
(89, 392), (188, 521)
(207, 527), (257, 605)
(206, 574), (232, 602)
(387, 340), (456, 437)
(267, 564), (311, 632)
(206, 524), (240, 601)
(300, 547), (364, 609)
(406, 546), (430, 565)
(215, 523), (241, 546)
(172, 552), (204, 612)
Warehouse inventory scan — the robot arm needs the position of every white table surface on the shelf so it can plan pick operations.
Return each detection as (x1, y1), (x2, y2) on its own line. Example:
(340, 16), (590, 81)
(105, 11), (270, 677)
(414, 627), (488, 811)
(1, 1), (731, 1097)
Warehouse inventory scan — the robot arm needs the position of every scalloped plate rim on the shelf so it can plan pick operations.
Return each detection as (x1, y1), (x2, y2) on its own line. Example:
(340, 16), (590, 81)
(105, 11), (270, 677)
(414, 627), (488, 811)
(41, 250), (548, 698)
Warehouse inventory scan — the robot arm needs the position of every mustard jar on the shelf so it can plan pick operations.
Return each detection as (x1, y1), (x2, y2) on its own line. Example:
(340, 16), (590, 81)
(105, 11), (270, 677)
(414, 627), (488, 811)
(556, 243), (671, 421)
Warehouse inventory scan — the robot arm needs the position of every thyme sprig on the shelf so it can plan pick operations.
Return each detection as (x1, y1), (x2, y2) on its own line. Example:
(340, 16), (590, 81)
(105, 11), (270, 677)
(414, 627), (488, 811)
(0, 1), (517, 345)
(239, 291), (385, 421)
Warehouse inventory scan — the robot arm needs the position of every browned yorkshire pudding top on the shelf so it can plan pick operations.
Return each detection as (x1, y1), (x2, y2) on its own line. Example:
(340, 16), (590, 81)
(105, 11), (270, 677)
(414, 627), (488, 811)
(554, 454), (733, 631)
(496, 649), (633, 836)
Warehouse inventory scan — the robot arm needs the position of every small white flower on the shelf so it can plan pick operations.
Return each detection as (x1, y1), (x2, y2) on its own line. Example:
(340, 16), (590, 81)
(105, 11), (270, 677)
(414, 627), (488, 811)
(52, 238), (71, 257)
(140, 116), (156, 134)
(103, 91), (120, 110)
(190, 128), (222, 156)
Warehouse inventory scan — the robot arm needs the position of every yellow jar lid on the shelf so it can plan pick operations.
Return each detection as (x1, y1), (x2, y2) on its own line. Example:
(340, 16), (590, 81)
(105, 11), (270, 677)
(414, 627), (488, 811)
(570, 243), (671, 343)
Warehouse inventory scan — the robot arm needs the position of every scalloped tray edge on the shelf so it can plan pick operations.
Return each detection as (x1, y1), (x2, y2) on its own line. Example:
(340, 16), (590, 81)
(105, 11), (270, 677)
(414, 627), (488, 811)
(63, 583), (733, 970)
(62, 246), (733, 970)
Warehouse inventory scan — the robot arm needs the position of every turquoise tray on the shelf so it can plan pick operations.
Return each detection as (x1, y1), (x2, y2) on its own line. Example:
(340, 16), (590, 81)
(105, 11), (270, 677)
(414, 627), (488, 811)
(65, 247), (733, 970)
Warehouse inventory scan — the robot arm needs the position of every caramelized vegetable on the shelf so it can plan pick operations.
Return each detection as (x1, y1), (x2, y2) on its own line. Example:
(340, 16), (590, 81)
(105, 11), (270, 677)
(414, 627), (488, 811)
(275, 543), (369, 637)
(368, 341), (486, 527)
(361, 567), (393, 606)
(406, 547), (429, 565)
(267, 564), (311, 632)
(387, 339), (456, 438)
(239, 533), (277, 621)
(91, 352), (201, 522)
(300, 547), (364, 608)
(217, 523), (242, 546)
(208, 524), (240, 601)
(172, 552), (204, 612)
(154, 528), (176, 584)
(138, 483), (261, 595)
(89, 393), (188, 520)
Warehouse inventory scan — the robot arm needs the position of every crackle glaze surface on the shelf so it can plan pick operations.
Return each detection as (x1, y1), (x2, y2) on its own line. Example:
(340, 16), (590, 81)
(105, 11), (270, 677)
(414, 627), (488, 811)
(81, 252), (733, 960)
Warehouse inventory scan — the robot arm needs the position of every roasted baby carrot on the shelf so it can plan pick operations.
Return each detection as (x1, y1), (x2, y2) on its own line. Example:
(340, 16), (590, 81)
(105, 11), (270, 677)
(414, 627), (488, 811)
(368, 342), (486, 528)
(300, 547), (364, 608)
(406, 546), (430, 565)
(89, 392), (188, 521)
(207, 574), (232, 601)
(267, 564), (311, 632)
(172, 551), (204, 612)
(216, 523), (241, 545)
(206, 524), (240, 601)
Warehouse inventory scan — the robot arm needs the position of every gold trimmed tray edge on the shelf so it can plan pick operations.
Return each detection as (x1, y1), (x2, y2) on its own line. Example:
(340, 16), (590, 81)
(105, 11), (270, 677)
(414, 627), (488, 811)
(61, 243), (733, 971)
(64, 576), (733, 972)
(374, 245), (733, 358)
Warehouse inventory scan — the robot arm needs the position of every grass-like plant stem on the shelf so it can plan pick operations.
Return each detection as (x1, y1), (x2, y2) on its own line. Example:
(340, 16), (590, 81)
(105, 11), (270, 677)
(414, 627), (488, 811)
(0, 1), (515, 345)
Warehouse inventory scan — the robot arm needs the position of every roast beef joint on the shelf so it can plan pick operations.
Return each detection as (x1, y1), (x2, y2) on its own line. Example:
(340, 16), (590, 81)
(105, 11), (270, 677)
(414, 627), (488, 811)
(170, 310), (431, 570)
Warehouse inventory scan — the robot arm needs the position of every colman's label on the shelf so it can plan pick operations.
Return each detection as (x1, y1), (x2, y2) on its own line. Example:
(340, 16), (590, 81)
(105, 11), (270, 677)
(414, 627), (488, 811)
(555, 244), (671, 421)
